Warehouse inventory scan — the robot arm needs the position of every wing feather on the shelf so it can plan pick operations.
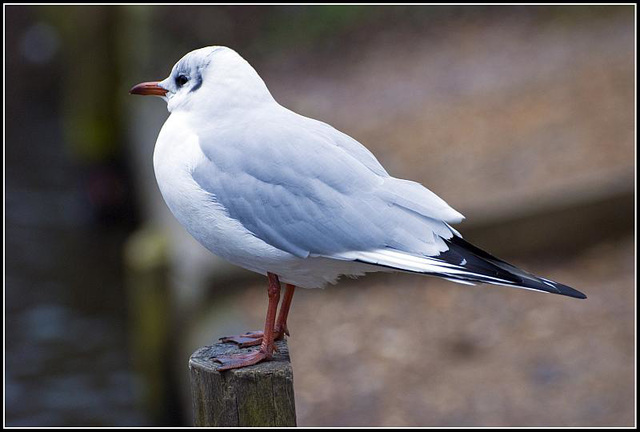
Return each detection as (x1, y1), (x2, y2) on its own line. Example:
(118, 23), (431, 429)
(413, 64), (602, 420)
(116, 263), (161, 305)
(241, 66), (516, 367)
(191, 108), (462, 259)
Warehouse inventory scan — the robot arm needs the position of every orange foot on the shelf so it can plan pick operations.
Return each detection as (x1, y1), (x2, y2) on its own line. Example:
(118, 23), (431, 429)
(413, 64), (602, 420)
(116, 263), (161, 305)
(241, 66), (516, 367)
(219, 327), (288, 348)
(219, 331), (265, 348)
(213, 348), (271, 371)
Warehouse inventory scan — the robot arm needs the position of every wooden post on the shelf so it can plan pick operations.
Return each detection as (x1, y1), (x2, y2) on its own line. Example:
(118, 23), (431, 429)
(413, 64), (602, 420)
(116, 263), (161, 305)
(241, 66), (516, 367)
(189, 339), (296, 427)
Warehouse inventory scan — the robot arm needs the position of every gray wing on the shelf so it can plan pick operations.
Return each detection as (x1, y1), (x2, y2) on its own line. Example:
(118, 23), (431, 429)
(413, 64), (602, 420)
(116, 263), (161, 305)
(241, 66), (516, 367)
(192, 111), (464, 259)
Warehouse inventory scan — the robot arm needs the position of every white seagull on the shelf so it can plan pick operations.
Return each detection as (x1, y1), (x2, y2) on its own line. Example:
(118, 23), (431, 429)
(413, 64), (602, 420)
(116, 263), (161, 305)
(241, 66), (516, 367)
(131, 46), (586, 371)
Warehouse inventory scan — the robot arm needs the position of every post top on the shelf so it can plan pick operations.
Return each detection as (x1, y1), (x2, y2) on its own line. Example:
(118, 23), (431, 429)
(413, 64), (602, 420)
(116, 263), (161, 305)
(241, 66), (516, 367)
(189, 339), (292, 376)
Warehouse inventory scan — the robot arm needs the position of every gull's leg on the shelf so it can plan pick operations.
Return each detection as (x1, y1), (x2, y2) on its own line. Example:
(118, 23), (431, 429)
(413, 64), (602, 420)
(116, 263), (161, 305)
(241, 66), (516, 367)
(219, 283), (296, 348)
(275, 284), (295, 337)
(213, 273), (281, 371)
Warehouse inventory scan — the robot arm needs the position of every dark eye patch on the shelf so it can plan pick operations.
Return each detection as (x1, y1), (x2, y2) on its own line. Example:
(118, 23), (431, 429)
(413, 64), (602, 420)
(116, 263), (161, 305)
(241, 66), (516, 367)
(173, 58), (203, 92)
(190, 72), (203, 92)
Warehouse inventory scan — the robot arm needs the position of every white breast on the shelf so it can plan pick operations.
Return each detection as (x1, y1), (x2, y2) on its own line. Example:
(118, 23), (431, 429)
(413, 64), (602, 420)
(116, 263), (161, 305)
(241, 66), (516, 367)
(153, 114), (287, 265)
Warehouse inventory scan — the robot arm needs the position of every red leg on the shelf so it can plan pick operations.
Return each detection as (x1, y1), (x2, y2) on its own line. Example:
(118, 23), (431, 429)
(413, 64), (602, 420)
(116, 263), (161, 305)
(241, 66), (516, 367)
(219, 283), (296, 348)
(213, 273), (281, 371)
(275, 284), (295, 337)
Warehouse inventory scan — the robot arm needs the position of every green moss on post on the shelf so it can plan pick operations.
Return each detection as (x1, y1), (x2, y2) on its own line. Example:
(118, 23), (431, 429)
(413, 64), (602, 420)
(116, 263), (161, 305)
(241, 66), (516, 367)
(189, 340), (296, 427)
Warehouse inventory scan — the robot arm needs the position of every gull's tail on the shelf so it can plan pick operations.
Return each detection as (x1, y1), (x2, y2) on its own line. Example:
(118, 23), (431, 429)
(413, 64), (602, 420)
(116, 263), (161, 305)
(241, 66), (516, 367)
(348, 236), (586, 299)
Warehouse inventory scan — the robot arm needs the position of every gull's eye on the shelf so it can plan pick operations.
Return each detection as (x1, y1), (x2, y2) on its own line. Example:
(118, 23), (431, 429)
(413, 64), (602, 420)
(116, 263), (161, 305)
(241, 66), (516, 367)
(175, 74), (189, 87)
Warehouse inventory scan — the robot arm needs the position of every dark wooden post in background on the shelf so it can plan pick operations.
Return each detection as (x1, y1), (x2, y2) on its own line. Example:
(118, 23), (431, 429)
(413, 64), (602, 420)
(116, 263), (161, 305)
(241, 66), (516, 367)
(189, 339), (296, 427)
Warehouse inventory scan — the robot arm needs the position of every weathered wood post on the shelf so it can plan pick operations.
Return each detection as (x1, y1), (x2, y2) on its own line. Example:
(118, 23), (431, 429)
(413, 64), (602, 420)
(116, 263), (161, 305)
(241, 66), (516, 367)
(189, 339), (296, 426)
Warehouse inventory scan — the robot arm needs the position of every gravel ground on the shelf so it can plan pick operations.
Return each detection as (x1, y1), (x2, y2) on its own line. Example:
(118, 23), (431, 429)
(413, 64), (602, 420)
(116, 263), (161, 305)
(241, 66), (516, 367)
(233, 235), (634, 427)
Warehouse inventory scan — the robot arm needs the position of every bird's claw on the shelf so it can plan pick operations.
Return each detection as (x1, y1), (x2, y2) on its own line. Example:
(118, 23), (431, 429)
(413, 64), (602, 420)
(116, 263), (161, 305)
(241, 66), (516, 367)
(219, 333), (281, 351)
(219, 332), (263, 347)
(219, 328), (288, 348)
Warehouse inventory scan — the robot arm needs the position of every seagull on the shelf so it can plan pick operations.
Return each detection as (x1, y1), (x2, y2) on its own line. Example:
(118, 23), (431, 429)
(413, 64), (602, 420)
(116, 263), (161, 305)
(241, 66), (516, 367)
(130, 46), (586, 371)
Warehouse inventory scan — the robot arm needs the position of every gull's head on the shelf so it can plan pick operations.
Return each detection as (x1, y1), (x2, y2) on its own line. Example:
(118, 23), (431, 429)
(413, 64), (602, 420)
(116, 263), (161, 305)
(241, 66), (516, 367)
(130, 46), (273, 114)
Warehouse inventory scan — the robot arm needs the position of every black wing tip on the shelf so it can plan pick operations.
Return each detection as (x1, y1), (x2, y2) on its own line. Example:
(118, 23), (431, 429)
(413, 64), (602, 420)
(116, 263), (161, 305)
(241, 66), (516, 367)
(535, 276), (586, 299)
(445, 237), (587, 300)
(551, 283), (587, 300)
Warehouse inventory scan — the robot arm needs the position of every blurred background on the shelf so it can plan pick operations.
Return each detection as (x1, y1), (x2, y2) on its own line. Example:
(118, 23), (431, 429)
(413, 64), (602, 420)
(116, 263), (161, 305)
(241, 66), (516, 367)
(4, 5), (635, 427)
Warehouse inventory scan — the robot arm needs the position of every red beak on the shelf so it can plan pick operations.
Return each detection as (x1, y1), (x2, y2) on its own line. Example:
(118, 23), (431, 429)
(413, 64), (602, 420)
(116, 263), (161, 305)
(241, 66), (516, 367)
(129, 81), (168, 96)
